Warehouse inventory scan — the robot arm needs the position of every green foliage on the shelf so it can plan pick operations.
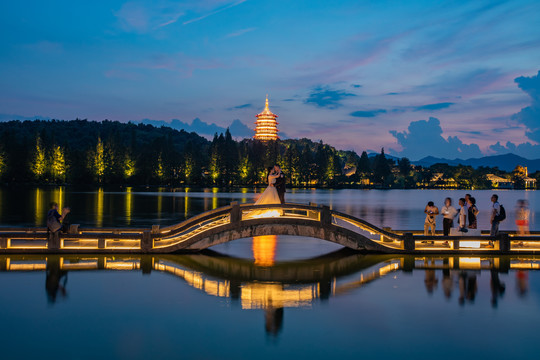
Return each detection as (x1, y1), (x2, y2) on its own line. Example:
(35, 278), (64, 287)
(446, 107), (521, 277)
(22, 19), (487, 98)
(31, 135), (47, 180)
(0, 147), (6, 178)
(0, 119), (532, 189)
(373, 148), (392, 184)
(51, 145), (67, 182)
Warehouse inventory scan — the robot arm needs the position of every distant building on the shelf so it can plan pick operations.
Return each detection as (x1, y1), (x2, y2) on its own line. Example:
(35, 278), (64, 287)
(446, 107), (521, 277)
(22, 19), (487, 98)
(254, 95), (279, 141)
(522, 166), (537, 188)
(486, 174), (514, 189)
(430, 173), (458, 188)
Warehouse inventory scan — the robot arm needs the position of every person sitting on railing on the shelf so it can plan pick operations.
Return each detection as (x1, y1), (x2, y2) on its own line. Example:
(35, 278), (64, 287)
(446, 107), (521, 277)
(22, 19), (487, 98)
(46, 202), (70, 234)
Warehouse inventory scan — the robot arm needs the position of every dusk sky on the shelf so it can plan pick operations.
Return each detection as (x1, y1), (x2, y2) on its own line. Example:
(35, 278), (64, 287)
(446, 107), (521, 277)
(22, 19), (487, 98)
(1, 0), (540, 160)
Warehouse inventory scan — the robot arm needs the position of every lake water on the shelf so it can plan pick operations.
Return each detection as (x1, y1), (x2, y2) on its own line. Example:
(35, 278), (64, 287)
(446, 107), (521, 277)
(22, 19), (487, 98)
(1, 187), (539, 359)
(0, 186), (537, 230)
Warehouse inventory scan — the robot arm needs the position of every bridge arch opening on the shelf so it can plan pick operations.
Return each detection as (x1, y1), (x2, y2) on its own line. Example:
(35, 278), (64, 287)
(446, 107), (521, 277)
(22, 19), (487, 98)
(210, 235), (345, 265)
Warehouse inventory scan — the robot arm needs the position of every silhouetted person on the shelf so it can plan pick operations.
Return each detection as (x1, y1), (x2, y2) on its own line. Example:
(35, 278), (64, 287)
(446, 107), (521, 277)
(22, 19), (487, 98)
(45, 257), (68, 303)
(516, 270), (528, 297)
(442, 258), (453, 299)
(47, 202), (70, 234)
(459, 271), (477, 305)
(424, 259), (438, 294)
(273, 164), (286, 204)
(467, 197), (479, 229)
(490, 269), (506, 308)
(265, 307), (284, 336)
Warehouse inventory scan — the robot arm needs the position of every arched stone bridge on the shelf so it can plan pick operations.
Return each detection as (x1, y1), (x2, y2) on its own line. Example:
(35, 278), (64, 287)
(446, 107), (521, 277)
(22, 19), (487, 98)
(0, 202), (537, 254)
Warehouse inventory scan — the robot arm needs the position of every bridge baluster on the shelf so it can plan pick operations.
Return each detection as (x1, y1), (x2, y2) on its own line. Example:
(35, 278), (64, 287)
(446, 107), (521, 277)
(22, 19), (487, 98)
(48, 232), (60, 252)
(230, 202), (241, 224)
(320, 205), (332, 226)
(141, 231), (152, 252)
(499, 233), (510, 253)
(403, 233), (415, 252)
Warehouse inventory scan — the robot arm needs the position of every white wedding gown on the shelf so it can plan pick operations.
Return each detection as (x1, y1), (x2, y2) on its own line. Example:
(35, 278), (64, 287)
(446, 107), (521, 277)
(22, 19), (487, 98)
(255, 175), (281, 205)
(249, 174), (282, 218)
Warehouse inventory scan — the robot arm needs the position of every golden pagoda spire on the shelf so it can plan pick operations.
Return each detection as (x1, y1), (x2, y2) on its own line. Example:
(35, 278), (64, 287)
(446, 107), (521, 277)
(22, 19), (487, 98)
(254, 95), (279, 141)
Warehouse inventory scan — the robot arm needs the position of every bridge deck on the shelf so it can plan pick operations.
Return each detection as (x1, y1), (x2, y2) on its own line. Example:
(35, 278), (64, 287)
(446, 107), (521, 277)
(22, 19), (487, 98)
(1, 202), (539, 254)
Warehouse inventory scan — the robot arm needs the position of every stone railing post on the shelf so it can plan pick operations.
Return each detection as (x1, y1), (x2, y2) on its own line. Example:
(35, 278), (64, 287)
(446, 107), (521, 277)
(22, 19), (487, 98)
(48, 231), (60, 251)
(0, 237), (7, 250)
(141, 231), (152, 252)
(499, 233), (510, 253)
(230, 201), (241, 224)
(403, 232), (415, 252)
(68, 224), (80, 234)
(320, 205), (332, 226)
(141, 255), (153, 275)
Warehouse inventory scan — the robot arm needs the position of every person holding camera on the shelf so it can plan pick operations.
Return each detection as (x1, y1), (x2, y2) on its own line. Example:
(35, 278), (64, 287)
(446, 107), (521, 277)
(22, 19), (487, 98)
(424, 201), (439, 236)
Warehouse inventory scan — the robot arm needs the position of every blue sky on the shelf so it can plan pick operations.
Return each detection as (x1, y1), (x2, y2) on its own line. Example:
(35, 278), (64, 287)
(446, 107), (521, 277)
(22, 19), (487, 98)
(1, 0), (540, 160)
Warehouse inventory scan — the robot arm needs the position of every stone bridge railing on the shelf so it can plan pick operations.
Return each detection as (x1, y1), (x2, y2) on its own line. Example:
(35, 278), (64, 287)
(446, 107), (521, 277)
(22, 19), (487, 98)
(1, 202), (540, 254)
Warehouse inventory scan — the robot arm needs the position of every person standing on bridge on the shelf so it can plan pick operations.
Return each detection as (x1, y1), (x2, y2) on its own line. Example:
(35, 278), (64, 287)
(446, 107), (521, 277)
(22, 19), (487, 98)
(273, 164), (286, 204)
(441, 197), (457, 236)
(458, 198), (468, 232)
(423, 201), (439, 236)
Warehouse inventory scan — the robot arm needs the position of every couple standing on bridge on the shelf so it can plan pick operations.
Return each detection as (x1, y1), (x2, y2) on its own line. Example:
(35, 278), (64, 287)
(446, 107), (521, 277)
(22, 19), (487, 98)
(255, 164), (286, 206)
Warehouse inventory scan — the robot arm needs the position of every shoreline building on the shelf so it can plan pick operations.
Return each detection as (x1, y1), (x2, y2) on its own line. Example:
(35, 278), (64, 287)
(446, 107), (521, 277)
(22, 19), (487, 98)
(254, 96), (279, 141)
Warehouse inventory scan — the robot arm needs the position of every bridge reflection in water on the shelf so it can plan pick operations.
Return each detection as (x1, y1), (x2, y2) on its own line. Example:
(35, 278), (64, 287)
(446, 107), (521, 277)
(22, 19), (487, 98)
(1, 249), (537, 335)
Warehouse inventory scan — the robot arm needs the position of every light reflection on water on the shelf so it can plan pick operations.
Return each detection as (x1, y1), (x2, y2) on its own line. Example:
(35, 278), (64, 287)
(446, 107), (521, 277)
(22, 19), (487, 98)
(0, 186), (538, 231)
(1, 247), (540, 359)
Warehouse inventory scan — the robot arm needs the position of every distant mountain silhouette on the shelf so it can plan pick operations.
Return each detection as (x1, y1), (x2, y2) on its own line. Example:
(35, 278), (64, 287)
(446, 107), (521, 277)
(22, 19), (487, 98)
(413, 153), (540, 172)
(138, 118), (253, 139)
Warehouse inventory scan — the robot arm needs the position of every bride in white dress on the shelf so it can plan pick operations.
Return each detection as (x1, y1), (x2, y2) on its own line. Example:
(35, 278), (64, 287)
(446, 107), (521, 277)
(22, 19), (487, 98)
(249, 167), (282, 218)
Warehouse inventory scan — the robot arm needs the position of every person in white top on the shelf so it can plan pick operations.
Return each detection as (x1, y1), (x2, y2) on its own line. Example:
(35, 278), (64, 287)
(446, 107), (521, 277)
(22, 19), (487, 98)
(490, 194), (500, 236)
(458, 198), (468, 231)
(441, 197), (458, 236)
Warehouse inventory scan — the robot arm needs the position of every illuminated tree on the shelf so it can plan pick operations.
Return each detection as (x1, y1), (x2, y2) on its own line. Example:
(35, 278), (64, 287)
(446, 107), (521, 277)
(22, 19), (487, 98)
(123, 153), (136, 179)
(155, 153), (165, 180)
(31, 135), (47, 180)
(238, 155), (251, 182)
(51, 145), (67, 182)
(208, 134), (223, 184)
(0, 148), (6, 178)
(93, 137), (105, 182)
(512, 165), (527, 189)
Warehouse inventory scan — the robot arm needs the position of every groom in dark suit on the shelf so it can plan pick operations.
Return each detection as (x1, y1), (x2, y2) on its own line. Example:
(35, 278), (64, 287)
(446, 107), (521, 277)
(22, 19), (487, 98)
(273, 164), (286, 204)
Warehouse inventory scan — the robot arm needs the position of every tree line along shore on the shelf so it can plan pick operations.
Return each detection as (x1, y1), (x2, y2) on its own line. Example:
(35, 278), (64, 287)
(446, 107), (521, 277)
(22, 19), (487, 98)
(0, 119), (535, 189)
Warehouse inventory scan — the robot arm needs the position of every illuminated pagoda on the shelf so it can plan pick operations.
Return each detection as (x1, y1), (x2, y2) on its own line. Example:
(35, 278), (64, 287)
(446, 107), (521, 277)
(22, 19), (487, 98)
(254, 95), (279, 141)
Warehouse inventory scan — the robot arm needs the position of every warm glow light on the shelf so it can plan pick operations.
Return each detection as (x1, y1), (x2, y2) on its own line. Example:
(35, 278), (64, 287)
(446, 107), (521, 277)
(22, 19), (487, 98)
(254, 95), (279, 141)
(460, 241), (481, 249)
(126, 187), (132, 225)
(459, 257), (482, 269)
(96, 187), (104, 227)
(253, 235), (277, 267)
(249, 210), (281, 219)
(240, 283), (317, 309)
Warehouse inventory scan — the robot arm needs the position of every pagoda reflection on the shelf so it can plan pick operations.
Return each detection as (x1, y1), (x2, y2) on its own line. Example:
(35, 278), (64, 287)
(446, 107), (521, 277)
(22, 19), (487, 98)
(2, 253), (539, 336)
